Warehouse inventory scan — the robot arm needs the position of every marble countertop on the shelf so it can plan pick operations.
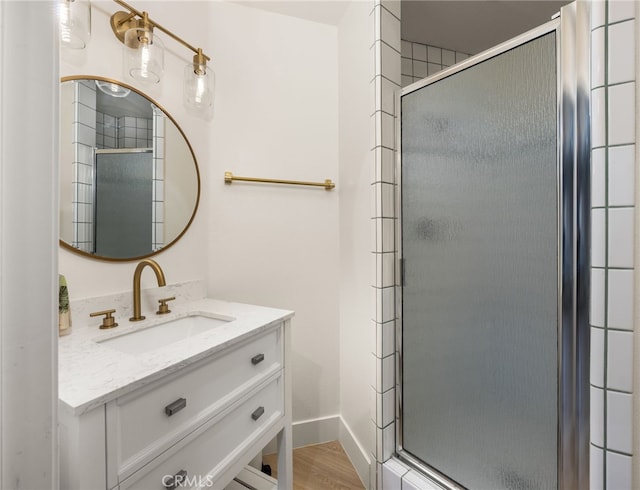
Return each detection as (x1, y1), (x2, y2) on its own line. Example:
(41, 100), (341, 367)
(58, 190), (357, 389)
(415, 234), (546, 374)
(59, 295), (294, 416)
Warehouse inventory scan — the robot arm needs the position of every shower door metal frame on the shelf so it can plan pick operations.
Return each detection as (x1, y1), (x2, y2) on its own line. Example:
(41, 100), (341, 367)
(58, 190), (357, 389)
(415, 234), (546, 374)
(394, 2), (591, 488)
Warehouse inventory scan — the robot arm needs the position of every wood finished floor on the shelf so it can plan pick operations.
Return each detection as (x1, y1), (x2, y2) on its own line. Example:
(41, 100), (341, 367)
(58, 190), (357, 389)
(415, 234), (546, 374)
(262, 440), (365, 490)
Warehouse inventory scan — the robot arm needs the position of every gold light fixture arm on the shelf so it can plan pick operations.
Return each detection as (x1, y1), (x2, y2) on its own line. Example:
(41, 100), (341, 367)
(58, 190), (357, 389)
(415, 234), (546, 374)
(111, 0), (210, 62)
(224, 172), (336, 191)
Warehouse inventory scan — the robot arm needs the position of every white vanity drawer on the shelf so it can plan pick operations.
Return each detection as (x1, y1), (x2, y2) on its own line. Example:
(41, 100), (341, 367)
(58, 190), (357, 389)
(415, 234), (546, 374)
(109, 326), (282, 479)
(118, 374), (284, 490)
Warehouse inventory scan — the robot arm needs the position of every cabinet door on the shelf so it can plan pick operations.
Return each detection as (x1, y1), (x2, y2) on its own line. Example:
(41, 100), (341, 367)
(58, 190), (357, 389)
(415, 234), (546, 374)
(118, 374), (284, 490)
(107, 327), (283, 482)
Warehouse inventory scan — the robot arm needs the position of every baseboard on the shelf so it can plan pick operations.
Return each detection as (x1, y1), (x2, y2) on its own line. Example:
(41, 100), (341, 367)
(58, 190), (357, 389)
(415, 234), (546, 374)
(293, 415), (341, 448)
(339, 417), (372, 489)
(262, 415), (340, 455)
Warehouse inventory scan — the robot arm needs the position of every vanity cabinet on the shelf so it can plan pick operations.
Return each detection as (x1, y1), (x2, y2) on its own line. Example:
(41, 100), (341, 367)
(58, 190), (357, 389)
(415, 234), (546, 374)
(60, 316), (292, 490)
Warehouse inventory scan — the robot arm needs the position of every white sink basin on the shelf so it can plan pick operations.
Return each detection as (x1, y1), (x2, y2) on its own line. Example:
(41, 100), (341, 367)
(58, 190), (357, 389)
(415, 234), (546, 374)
(97, 313), (234, 355)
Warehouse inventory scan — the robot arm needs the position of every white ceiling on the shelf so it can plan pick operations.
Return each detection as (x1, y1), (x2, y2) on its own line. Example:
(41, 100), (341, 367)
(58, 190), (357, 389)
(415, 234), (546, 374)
(242, 0), (572, 56)
(402, 0), (572, 54)
(236, 1), (351, 25)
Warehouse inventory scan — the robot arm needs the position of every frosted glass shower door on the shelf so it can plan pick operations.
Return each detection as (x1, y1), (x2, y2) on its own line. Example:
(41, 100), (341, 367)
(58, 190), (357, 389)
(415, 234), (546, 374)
(400, 32), (558, 489)
(95, 151), (153, 258)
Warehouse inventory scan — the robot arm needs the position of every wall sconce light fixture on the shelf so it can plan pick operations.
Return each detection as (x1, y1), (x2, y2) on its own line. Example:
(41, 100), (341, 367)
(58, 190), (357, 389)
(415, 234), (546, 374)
(110, 0), (213, 111)
(119, 10), (164, 84)
(58, 0), (91, 49)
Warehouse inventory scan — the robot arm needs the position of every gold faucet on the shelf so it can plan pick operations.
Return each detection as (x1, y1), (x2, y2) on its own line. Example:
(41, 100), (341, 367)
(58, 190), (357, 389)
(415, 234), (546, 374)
(130, 259), (166, 321)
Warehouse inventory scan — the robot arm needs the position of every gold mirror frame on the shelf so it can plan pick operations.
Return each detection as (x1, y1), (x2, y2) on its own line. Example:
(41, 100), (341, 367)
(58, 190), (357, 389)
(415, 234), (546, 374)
(59, 75), (201, 262)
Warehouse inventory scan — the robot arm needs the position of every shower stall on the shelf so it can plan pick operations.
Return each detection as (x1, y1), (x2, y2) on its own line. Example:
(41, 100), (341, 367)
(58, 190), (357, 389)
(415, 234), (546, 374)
(396, 3), (590, 489)
(94, 149), (154, 258)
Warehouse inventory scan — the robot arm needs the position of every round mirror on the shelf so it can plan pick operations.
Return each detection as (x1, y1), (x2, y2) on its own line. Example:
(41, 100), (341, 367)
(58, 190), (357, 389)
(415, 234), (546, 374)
(59, 76), (200, 261)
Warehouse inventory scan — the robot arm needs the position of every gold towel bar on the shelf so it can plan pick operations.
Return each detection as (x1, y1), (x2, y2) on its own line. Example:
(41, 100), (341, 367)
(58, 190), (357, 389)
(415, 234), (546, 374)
(224, 172), (335, 191)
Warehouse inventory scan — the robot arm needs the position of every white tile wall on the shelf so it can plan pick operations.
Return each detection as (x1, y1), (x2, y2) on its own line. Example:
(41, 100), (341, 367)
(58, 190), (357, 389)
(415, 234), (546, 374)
(591, 386), (605, 446)
(382, 2), (639, 490)
(607, 208), (634, 267)
(608, 20), (636, 84)
(608, 82), (636, 145)
(592, 26), (606, 87)
(592, 87), (607, 147)
(98, 113), (152, 150)
(591, 328), (606, 387)
(592, 148), (606, 206)
(371, 2), (400, 484)
(591, 208), (606, 267)
(591, 268), (606, 327)
(593, 0), (607, 28)
(607, 269), (634, 329)
(591, 445), (605, 490)
(71, 80), (96, 253)
(381, 7), (400, 53)
(376, 320), (395, 358)
(606, 390), (633, 453)
(606, 450), (632, 489)
(117, 115), (152, 149)
(609, 145), (636, 205)
(590, 2), (636, 486)
(400, 39), (470, 87)
(151, 107), (165, 251)
(607, 330), (634, 391)
(608, 0), (636, 23)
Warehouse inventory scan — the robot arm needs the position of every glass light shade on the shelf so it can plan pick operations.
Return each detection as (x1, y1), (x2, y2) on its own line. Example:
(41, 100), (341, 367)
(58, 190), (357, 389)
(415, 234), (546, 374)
(124, 27), (164, 84)
(183, 64), (214, 111)
(58, 0), (91, 49)
(95, 80), (131, 98)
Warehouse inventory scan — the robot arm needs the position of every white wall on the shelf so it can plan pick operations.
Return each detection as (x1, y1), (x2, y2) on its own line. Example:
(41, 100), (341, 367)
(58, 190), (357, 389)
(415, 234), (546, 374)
(1, 2), (59, 488)
(206, 3), (341, 424)
(338, 0), (376, 482)
(61, 0), (345, 435)
(59, 1), (211, 299)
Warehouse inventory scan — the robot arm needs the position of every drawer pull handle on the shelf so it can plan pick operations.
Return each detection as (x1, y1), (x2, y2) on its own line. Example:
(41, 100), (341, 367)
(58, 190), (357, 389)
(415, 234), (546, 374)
(165, 398), (187, 416)
(251, 406), (265, 421)
(251, 353), (265, 365)
(164, 469), (187, 490)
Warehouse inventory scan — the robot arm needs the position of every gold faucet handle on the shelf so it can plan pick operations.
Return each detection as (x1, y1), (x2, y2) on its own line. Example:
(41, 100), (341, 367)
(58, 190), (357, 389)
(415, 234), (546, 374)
(157, 297), (176, 315)
(90, 309), (119, 329)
